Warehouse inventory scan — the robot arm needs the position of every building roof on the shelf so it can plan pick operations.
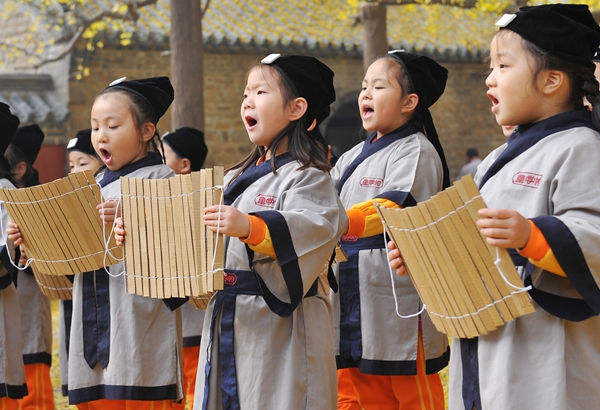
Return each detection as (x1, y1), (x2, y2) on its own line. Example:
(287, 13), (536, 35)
(0, 74), (70, 124)
(83, 0), (498, 61)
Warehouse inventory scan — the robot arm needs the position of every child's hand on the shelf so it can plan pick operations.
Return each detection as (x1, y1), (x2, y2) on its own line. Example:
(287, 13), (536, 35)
(476, 208), (531, 249)
(97, 199), (120, 225)
(18, 245), (27, 266)
(114, 217), (125, 247)
(6, 221), (23, 246)
(388, 241), (408, 276)
(204, 205), (250, 238)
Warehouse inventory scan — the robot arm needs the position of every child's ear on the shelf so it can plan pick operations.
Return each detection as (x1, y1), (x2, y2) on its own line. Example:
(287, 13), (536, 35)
(181, 158), (192, 174)
(288, 97), (309, 122)
(540, 70), (565, 96)
(13, 161), (27, 180)
(401, 93), (419, 113)
(141, 123), (157, 142)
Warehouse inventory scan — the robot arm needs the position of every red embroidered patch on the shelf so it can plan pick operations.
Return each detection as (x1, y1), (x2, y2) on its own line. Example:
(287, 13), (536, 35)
(224, 273), (237, 286)
(512, 172), (542, 188)
(254, 194), (277, 208)
(342, 235), (358, 242)
(360, 177), (383, 188)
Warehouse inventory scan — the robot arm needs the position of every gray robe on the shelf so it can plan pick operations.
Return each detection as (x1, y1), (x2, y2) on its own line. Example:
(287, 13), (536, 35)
(449, 111), (600, 410)
(194, 155), (346, 410)
(68, 158), (184, 404)
(0, 178), (27, 399)
(330, 125), (449, 375)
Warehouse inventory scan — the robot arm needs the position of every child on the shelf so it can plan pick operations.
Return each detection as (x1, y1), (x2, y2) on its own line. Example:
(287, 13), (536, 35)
(393, 5), (600, 409)
(9, 77), (185, 409)
(5, 124), (55, 410)
(331, 51), (450, 410)
(0, 102), (27, 409)
(55, 129), (104, 398)
(194, 54), (346, 409)
(162, 126), (208, 410)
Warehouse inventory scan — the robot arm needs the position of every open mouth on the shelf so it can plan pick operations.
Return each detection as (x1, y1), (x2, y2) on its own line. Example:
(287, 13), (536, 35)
(362, 106), (374, 119)
(99, 148), (112, 164)
(487, 92), (499, 112)
(245, 116), (258, 129)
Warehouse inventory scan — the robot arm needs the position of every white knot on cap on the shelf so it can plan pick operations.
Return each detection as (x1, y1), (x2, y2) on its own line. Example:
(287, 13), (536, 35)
(495, 14), (517, 27)
(261, 54), (280, 64)
(109, 76), (127, 86)
(388, 49), (405, 54)
(66, 138), (77, 149)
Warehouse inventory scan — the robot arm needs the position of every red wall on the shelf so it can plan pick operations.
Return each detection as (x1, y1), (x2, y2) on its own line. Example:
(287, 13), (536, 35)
(34, 144), (67, 184)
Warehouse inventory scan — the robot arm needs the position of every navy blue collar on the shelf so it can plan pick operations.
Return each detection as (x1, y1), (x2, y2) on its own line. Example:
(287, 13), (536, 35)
(337, 121), (419, 194)
(99, 151), (163, 188)
(479, 110), (596, 189)
(224, 152), (296, 206)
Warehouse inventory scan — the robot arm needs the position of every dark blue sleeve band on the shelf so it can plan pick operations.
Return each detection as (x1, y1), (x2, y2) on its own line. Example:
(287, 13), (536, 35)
(375, 190), (417, 208)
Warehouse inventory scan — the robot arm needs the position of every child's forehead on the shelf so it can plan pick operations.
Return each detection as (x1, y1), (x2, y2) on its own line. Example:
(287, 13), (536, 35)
(91, 92), (130, 116)
(245, 66), (278, 87)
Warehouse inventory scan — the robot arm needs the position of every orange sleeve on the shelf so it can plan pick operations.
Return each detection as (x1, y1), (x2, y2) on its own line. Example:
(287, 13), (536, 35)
(518, 220), (566, 277)
(346, 198), (401, 238)
(240, 215), (276, 260)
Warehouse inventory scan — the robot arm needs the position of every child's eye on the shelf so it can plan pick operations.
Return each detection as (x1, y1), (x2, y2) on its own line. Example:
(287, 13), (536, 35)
(109, 126), (118, 130)
(257, 90), (266, 95)
(375, 87), (384, 90)
(243, 94), (247, 99)
(361, 87), (367, 91)
(91, 127), (99, 132)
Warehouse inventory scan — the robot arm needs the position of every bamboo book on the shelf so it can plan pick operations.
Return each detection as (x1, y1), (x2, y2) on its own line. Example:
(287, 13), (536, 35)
(34, 271), (73, 300)
(120, 167), (224, 308)
(0, 170), (122, 276)
(375, 175), (535, 339)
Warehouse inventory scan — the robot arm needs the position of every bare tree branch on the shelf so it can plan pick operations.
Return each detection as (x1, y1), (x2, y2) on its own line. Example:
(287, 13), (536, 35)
(200, 0), (212, 20)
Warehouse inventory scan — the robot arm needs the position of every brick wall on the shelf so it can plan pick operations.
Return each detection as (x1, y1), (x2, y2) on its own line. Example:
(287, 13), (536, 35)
(69, 48), (505, 180)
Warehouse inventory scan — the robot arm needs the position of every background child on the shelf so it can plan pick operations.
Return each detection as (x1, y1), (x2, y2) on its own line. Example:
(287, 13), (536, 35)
(331, 51), (450, 410)
(0, 102), (27, 409)
(55, 129), (104, 399)
(431, 5), (600, 409)
(5, 124), (55, 410)
(162, 126), (208, 410)
(193, 54), (346, 409)
(9, 76), (185, 409)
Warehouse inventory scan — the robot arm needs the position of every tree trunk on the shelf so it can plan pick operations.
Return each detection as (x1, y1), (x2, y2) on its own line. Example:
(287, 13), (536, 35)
(360, 3), (388, 73)
(170, 0), (204, 131)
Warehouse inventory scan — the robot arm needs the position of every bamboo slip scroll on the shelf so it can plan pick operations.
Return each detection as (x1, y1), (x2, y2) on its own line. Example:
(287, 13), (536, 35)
(375, 175), (535, 339)
(120, 167), (225, 309)
(0, 170), (123, 282)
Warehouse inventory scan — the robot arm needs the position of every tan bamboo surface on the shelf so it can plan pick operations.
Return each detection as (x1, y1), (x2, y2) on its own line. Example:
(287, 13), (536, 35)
(33, 270), (73, 300)
(0, 170), (122, 276)
(120, 167), (224, 308)
(376, 175), (535, 338)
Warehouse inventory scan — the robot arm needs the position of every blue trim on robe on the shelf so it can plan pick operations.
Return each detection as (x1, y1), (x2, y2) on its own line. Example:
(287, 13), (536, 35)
(337, 122), (419, 195)
(251, 210), (304, 317)
(337, 347), (450, 376)
(223, 153), (296, 206)
(82, 268), (111, 369)
(98, 151), (163, 188)
(0, 382), (28, 399)
(23, 352), (51, 366)
(460, 338), (482, 410)
(479, 110), (596, 189)
(525, 215), (600, 321)
(0, 246), (13, 290)
(375, 190), (417, 208)
(68, 383), (179, 404)
(183, 335), (201, 348)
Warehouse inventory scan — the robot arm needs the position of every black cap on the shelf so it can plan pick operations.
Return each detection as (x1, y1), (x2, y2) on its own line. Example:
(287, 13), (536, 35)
(261, 54), (336, 124)
(67, 129), (95, 156)
(11, 124), (44, 164)
(162, 127), (208, 172)
(496, 4), (600, 72)
(105, 76), (174, 122)
(387, 50), (448, 108)
(0, 103), (20, 155)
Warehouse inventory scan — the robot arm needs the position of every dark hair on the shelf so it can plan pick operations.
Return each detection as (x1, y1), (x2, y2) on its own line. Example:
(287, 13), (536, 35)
(376, 56), (423, 132)
(5, 145), (38, 188)
(497, 30), (600, 129)
(95, 87), (164, 160)
(229, 64), (331, 179)
(466, 147), (479, 158)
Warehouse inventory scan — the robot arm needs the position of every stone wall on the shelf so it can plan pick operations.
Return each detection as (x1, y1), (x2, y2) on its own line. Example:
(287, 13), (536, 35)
(69, 47), (505, 180)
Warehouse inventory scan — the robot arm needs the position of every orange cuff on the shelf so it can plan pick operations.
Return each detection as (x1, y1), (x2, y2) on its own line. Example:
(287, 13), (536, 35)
(518, 220), (549, 261)
(346, 208), (367, 238)
(240, 215), (267, 246)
